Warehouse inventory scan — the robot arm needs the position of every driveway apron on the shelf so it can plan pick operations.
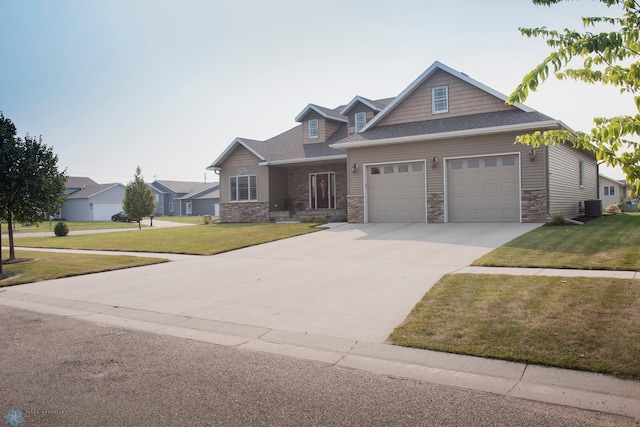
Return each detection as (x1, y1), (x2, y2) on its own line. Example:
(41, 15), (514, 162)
(4, 223), (540, 343)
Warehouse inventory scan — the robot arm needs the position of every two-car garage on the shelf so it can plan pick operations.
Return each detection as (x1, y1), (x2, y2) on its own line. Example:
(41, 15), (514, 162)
(365, 155), (520, 223)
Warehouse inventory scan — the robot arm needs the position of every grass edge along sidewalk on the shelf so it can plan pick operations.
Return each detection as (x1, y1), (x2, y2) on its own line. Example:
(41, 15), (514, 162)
(6, 222), (322, 255)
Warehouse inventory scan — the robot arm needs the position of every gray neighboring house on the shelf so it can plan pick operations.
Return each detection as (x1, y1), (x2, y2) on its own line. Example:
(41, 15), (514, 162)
(60, 177), (125, 221)
(150, 180), (220, 217)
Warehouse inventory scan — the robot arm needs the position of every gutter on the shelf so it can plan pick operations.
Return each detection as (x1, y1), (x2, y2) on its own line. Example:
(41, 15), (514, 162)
(259, 154), (347, 166)
(330, 120), (568, 149)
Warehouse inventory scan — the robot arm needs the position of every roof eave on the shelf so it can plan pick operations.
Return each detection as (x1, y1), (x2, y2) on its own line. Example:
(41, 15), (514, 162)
(259, 154), (347, 166)
(331, 120), (567, 149)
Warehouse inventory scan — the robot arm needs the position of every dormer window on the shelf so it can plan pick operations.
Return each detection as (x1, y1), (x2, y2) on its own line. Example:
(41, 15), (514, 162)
(309, 119), (319, 139)
(432, 86), (448, 114)
(355, 112), (366, 133)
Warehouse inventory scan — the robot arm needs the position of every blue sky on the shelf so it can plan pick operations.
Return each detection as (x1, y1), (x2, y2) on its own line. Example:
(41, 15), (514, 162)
(0, 0), (631, 183)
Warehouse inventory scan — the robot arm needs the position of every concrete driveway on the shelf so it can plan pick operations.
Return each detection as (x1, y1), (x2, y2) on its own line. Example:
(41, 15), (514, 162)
(2, 222), (540, 343)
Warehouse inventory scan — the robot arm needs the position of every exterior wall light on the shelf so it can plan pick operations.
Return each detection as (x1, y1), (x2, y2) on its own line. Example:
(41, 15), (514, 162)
(530, 149), (536, 161)
(351, 163), (358, 174)
(432, 157), (438, 168)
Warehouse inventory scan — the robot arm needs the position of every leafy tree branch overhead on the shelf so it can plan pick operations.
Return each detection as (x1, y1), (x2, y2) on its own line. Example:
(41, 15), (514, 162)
(508, 0), (640, 192)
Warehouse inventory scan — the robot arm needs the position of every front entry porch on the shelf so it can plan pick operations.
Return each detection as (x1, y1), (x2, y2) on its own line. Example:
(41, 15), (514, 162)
(268, 161), (347, 222)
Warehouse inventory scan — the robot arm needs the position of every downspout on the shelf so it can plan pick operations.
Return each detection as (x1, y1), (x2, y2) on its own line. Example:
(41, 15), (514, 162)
(545, 145), (551, 220)
(596, 161), (605, 199)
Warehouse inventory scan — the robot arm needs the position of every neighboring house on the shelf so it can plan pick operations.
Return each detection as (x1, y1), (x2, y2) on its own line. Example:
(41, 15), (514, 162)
(207, 61), (597, 224)
(60, 176), (125, 221)
(599, 174), (631, 209)
(150, 180), (219, 216)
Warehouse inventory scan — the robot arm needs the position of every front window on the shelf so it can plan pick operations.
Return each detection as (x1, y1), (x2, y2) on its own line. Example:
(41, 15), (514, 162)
(432, 86), (448, 114)
(309, 119), (319, 139)
(355, 112), (366, 133)
(230, 171), (257, 202)
(579, 160), (585, 188)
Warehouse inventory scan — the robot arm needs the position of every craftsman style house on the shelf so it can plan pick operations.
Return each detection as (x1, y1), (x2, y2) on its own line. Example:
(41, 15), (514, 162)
(207, 61), (597, 223)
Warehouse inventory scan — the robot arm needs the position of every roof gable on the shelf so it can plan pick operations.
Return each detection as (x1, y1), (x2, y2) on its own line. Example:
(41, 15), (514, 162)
(339, 96), (386, 115)
(206, 137), (267, 170)
(66, 183), (123, 199)
(66, 176), (98, 189)
(362, 61), (533, 132)
(295, 104), (348, 123)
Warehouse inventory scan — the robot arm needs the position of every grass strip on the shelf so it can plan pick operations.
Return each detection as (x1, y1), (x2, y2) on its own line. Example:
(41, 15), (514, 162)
(389, 274), (640, 379)
(473, 214), (640, 270)
(0, 250), (168, 287)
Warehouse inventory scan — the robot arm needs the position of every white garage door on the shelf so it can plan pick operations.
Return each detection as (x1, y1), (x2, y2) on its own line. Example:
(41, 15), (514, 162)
(447, 155), (519, 222)
(367, 162), (426, 223)
(93, 202), (123, 221)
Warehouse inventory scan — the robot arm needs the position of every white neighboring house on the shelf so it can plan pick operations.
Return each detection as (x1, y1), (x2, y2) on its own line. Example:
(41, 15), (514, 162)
(59, 177), (125, 221)
(599, 174), (631, 209)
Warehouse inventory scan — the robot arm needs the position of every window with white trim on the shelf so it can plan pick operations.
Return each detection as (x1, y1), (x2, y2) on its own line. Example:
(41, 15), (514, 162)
(309, 119), (319, 139)
(355, 112), (366, 133)
(169, 202), (173, 213)
(230, 169), (257, 202)
(432, 86), (448, 114)
(604, 186), (615, 196)
(579, 160), (585, 188)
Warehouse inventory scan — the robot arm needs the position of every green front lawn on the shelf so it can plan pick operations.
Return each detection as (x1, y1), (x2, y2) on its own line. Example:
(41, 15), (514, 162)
(389, 273), (640, 378)
(474, 213), (640, 270)
(9, 223), (321, 255)
(0, 250), (167, 287)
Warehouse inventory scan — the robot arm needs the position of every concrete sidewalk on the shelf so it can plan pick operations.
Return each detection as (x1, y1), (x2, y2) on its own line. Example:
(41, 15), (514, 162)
(1, 222), (639, 419)
(0, 288), (638, 419)
(2, 218), (193, 238)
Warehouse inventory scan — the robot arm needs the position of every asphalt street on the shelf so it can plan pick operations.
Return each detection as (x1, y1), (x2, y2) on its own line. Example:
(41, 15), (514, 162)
(1, 305), (636, 427)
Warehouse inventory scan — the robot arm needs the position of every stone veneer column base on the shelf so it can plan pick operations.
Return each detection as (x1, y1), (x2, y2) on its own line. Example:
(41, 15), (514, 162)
(427, 193), (444, 223)
(347, 195), (364, 223)
(521, 189), (548, 223)
(220, 202), (269, 223)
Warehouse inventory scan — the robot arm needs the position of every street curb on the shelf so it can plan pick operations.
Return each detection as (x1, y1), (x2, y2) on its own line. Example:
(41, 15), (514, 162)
(1, 292), (638, 420)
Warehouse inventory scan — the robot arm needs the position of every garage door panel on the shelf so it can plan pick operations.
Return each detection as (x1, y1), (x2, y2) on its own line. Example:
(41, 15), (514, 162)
(368, 162), (425, 223)
(447, 155), (519, 223)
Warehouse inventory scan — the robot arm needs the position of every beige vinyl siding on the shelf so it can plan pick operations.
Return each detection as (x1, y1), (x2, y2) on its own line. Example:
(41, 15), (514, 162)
(348, 132), (543, 196)
(219, 146), (269, 204)
(379, 70), (515, 127)
(347, 104), (378, 135)
(301, 112), (342, 143)
(548, 144), (598, 218)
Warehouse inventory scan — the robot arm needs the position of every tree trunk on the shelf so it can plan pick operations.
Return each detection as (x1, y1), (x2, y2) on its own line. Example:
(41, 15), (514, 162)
(7, 212), (15, 260)
(0, 227), (3, 275)
(138, 220), (141, 230)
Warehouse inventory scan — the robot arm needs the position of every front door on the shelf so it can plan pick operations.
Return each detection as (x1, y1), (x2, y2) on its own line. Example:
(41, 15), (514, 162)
(310, 172), (335, 209)
(186, 201), (192, 215)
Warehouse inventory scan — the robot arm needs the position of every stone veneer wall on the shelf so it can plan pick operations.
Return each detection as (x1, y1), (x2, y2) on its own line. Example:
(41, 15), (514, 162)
(287, 163), (347, 212)
(220, 202), (269, 223)
(427, 193), (444, 223)
(347, 195), (364, 223)
(521, 189), (548, 223)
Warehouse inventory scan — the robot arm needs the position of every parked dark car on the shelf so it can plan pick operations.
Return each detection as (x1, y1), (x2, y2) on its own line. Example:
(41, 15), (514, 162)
(111, 211), (130, 222)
